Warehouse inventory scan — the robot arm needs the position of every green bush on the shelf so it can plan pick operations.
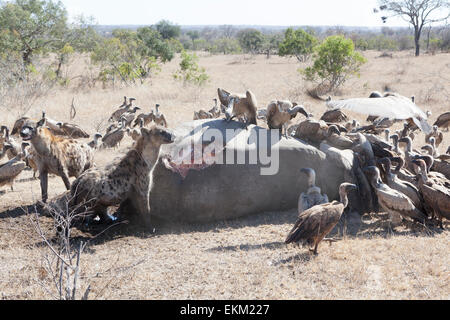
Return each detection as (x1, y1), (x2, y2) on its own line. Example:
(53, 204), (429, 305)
(173, 50), (209, 86)
(302, 35), (367, 94)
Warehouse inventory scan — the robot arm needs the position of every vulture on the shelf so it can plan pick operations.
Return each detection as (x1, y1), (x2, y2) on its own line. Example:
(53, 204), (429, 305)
(121, 107), (142, 127)
(413, 159), (450, 229)
(209, 99), (221, 118)
(194, 110), (214, 120)
(320, 109), (348, 123)
(286, 183), (357, 255)
(0, 144), (27, 191)
(293, 119), (329, 144)
(116, 96), (128, 109)
(326, 92), (432, 134)
(425, 126), (443, 147)
(431, 158), (450, 181)
(377, 158), (424, 213)
(266, 101), (309, 137)
(153, 104), (168, 128)
(109, 98), (136, 122)
(398, 137), (420, 174)
(413, 156), (450, 188)
(218, 88), (257, 128)
(421, 138), (439, 158)
(434, 112), (450, 131)
(298, 168), (329, 214)
(134, 111), (155, 128)
(101, 118), (127, 149)
(87, 133), (103, 150)
(389, 157), (417, 185)
(128, 119), (143, 141)
(0, 126), (21, 160)
(324, 125), (354, 150)
(56, 122), (90, 139)
(364, 166), (427, 225)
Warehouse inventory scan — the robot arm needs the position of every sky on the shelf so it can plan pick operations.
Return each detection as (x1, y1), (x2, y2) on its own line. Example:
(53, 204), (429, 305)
(59, 0), (413, 27)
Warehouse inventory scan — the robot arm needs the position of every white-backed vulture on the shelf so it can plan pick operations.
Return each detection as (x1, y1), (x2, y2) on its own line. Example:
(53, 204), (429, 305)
(327, 92), (432, 134)
(286, 183), (357, 255)
(0, 126), (21, 160)
(434, 112), (450, 131)
(56, 122), (90, 139)
(389, 157), (417, 185)
(101, 118), (127, 149)
(398, 137), (420, 174)
(298, 168), (329, 214)
(0, 144), (27, 191)
(413, 156), (450, 188)
(218, 88), (257, 127)
(266, 101), (309, 137)
(364, 166), (427, 225)
(88, 133), (103, 150)
(378, 158), (425, 214)
(121, 107), (142, 127)
(413, 159), (450, 229)
(134, 111), (155, 128)
(109, 98), (136, 122)
(425, 126), (444, 147)
(293, 119), (329, 144)
(320, 109), (348, 123)
(151, 104), (168, 128)
(325, 125), (354, 150)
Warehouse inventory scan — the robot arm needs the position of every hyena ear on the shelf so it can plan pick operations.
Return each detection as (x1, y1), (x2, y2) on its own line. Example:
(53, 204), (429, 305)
(37, 118), (46, 128)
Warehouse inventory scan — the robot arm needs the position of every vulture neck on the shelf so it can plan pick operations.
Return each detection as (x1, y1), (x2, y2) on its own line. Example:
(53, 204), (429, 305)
(339, 189), (350, 209)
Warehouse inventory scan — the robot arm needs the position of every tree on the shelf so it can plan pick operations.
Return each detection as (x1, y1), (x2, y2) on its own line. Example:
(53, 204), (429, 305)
(186, 30), (200, 48)
(91, 27), (173, 86)
(279, 28), (318, 62)
(154, 20), (181, 40)
(0, 0), (68, 66)
(378, 0), (450, 56)
(302, 35), (367, 94)
(237, 28), (265, 54)
(137, 27), (174, 62)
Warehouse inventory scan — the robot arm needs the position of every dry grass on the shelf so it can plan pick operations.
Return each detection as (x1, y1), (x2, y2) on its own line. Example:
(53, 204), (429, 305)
(0, 50), (449, 300)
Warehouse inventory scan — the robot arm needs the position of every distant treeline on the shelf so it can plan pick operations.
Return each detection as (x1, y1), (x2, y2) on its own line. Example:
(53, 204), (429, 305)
(1, 0), (449, 94)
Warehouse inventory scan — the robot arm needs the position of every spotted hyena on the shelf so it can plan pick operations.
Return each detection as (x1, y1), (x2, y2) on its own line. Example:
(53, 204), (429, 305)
(70, 125), (175, 226)
(20, 118), (94, 203)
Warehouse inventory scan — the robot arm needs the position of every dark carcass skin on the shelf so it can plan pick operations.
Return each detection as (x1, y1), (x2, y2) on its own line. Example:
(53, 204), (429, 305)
(149, 119), (365, 223)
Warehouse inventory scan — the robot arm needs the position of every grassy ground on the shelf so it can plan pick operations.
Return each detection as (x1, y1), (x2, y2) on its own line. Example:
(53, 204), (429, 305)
(0, 50), (449, 300)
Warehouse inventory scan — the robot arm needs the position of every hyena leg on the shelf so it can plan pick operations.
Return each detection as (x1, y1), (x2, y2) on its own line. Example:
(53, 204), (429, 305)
(59, 170), (71, 191)
(129, 187), (151, 228)
(40, 171), (49, 203)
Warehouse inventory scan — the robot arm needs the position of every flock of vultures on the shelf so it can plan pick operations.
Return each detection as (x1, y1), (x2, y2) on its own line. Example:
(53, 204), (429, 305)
(0, 88), (449, 254)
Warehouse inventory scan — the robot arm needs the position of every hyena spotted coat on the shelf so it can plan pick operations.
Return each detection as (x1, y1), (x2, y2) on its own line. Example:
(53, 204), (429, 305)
(70, 125), (175, 226)
(20, 118), (94, 203)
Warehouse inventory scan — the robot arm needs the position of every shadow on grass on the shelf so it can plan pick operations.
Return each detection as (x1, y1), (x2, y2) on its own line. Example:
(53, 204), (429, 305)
(1, 200), (447, 250)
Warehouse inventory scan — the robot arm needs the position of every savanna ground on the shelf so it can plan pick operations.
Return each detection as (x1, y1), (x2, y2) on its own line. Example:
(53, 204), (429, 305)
(0, 51), (449, 300)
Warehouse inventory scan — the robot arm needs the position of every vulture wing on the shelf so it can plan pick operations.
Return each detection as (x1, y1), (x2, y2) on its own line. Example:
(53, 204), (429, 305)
(327, 95), (431, 134)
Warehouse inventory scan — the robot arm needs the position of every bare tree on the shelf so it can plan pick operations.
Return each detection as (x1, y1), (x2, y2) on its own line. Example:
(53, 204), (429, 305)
(378, 0), (450, 56)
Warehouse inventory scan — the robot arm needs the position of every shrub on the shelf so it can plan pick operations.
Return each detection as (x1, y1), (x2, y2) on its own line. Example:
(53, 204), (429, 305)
(301, 35), (367, 94)
(173, 50), (209, 86)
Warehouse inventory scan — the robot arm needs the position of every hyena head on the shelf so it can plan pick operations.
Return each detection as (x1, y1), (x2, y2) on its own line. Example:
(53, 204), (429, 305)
(138, 125), (176, 161)
(20, 118), (47, 141)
